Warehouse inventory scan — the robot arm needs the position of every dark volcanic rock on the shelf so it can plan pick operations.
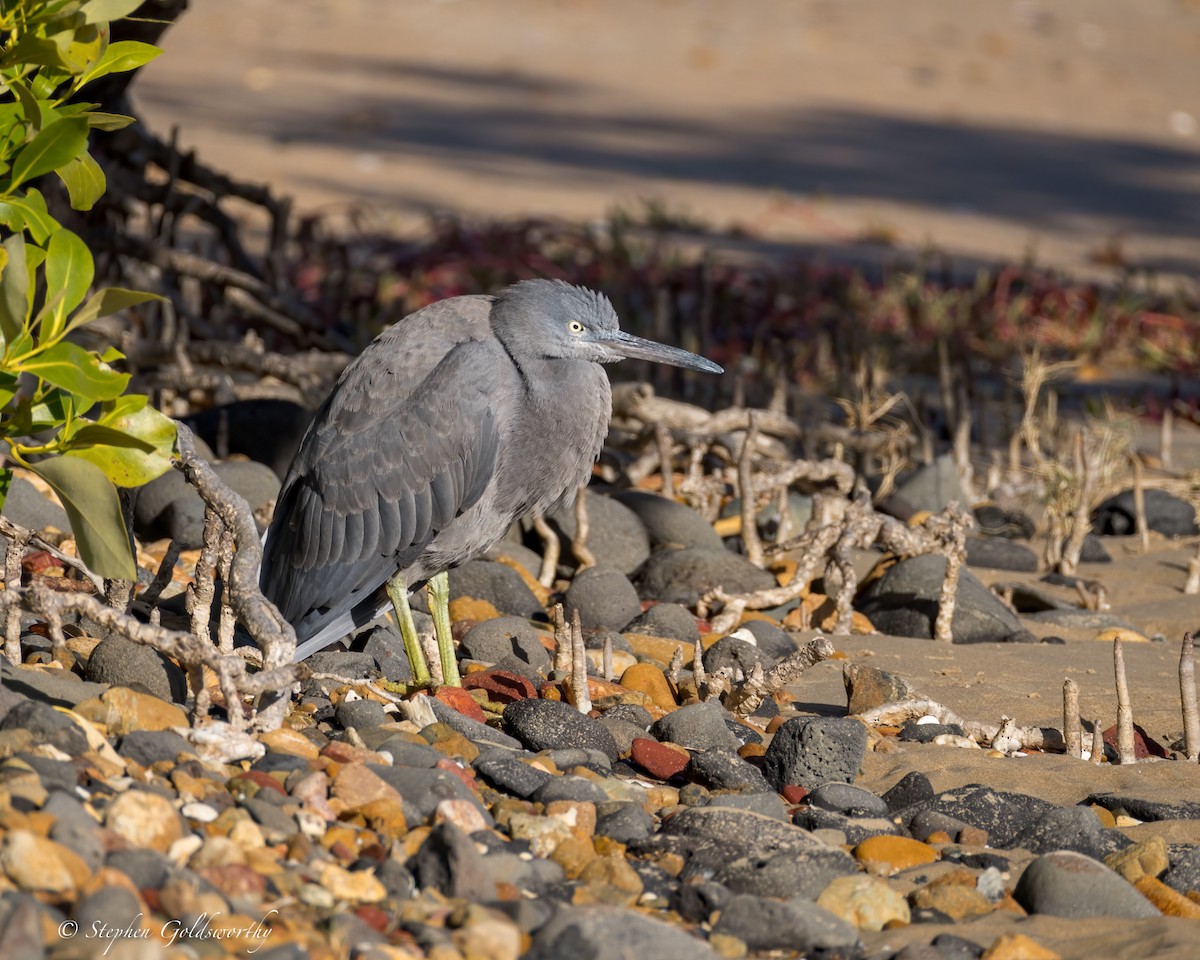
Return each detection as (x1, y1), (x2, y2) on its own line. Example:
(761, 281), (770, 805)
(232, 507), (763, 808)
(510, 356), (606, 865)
(685, 747), (773, 793)
(973, 504), (1035, 540)
(135, 460), (280, 547)
(899, 722), (964, 743)
(473, 757), (554, 800)
(882, 771), (935, 812)
(563, 567), (642, 632)
(117, 730), (193, 766)
(913, 785), (1056, 848)
(334, 698), (389, 731)
(369, 765), (492, 824)
(359, 623), (415, 684)
(736, 620), (797, 662)
(761, 716), (867, 792)
(612, 491), (725, 551)
(1164, 846), (1200, 895)
(502, 699), (620, 762)
(634, 547), (776, 607)
(1085, 792), (1200, 822)
(1093, 488), (1199, 538)
(855, 554), (1027, 644)
(449, 560), (543, 619)
(715, 846), (860, 901)
(1013, 850), (1160, 918)
(1008, 805), (1131, 859)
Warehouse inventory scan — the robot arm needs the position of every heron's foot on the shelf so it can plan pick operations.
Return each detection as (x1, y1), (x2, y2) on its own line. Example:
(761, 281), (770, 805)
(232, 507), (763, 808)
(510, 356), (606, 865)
(426, 570), (461, 687)
(386, 570), (432, 687)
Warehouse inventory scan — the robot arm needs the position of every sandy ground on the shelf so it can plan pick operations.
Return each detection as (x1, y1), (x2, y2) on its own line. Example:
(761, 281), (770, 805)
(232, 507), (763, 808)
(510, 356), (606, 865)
(135, 0), (1200, 283)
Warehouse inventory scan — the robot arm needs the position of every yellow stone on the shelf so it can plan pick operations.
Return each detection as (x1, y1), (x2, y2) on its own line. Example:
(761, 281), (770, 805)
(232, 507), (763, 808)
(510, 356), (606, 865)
(453, 917), (523, 960)
(1094, 627), (1150, 644)
(260, 727), (320, 759)
(319, 862), (386, 903)
(550, 834), (598, 878)
(75, 687), (189, 737)
(1089, 804), (1117, 828)
(0, 830), (82, 893)
(1104, 835), (1169, 883)
(910, 882), (994, 920)
(577, 856), (643, 907)
(449, 597), (502, 623)
(1134, 876), (1200, 918)
(105, 789), (185, 853)
(709, 932), (749, 959)
(783, 594), (874, 634)
(817, 874), (910, 930)
(853, 835), (938, 874)
(981, 933), (1061, 960)
(619, 663), (678, 711)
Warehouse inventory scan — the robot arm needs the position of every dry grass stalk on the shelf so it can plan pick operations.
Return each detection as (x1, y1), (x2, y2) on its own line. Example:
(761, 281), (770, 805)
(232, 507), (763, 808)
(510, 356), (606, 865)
(1113, 636), (1136, 764)
(1063, 678), (1082, 759)
(1181, 632), (1200, 762)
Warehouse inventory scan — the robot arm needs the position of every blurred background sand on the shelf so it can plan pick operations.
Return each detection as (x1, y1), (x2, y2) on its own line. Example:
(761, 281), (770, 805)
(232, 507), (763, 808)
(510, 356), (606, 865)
(136, 0), (1200, 283)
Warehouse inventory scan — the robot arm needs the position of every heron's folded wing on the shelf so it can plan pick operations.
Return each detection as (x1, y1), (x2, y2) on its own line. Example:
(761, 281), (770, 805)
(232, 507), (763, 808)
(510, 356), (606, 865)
(260, 339), (505, 633)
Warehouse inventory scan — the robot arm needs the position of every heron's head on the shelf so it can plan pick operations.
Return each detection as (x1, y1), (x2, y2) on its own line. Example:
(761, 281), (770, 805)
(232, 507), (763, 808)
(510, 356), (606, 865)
(492, 279), (722, 374)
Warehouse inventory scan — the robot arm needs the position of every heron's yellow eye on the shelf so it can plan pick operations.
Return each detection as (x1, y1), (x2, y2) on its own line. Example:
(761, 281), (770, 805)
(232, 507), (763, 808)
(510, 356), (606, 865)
(568, 320), (585, 334)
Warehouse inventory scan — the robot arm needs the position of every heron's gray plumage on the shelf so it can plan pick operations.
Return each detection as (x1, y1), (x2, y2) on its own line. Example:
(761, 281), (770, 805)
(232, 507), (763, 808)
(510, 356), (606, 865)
(260, 279), (720, 662)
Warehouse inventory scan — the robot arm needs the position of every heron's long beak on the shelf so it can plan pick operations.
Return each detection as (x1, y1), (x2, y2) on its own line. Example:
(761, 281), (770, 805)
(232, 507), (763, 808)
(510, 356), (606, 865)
(599, 330), (723, 373)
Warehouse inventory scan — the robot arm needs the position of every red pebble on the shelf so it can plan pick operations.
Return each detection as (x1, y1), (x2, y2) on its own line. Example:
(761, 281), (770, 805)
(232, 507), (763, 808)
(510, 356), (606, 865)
(630, 737), (690, 781)
(435, 756), (478, 789)
(462, 669), (537, 704)
(781, 784), (809, 805)
(432, 686), (486, 723)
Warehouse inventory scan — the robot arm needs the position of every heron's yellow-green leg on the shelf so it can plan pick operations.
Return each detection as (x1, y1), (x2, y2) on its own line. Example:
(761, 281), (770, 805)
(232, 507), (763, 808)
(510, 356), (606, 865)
(426, 570), (461, 686)
(386, 570), (431, 686)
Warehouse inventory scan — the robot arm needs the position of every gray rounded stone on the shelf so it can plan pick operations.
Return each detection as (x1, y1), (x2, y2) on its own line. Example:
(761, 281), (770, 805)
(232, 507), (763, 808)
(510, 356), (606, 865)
(410, 822), (495, 901)
(1093, 488), (1199, 538)
(449, 560), (543, 619)
(526, 904), (721, 960)
(736, 619), (797, 662)
(761, 716), (867, 792)
(1009, 805), (1130, 859)
(135, 460), (280, 547)
(701, 635), (765, 681)
(0, 700), (87, 754)
(855, 553), (1027, 643)
(634, 547), (777, 607)
(563, 567), (642, 632)
(711, 894), (859, 954)
(117, 730), (193, 766)
(181, 398), (312, 480)
(612, 491), (724, 551)
(808, 782), (890, 817)
(459, 615), (552, 671)
(548, 493), (651, 575)
(650, 701), (737, 751)
(86, 634), (188, 704)
(530, 775), (609, 805)
(1014, 850), (1160, 918)
(623, 602), (700, 644)
(335, 698), (389, 731)
(965, 536), (1039, 572)
(2, 477), (69, 532)
(595, 801), (654, 843)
